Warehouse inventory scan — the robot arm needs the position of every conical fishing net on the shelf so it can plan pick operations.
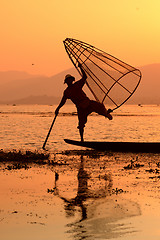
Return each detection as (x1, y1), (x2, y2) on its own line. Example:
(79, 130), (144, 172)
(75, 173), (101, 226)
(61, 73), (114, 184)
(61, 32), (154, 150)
(63, 38), (141, 111)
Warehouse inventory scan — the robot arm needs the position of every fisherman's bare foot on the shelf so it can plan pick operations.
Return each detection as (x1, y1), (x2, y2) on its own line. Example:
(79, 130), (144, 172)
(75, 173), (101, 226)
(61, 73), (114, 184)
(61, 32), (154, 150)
(105, 112), (113, 120)
(107, 114), (113, 120)
(104, 109), (113, 120)
(80, 137), (84, 142)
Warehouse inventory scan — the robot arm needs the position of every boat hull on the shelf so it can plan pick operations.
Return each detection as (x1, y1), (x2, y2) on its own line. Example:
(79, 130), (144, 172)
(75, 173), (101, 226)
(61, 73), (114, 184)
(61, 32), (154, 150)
(64, 139), (160, 153)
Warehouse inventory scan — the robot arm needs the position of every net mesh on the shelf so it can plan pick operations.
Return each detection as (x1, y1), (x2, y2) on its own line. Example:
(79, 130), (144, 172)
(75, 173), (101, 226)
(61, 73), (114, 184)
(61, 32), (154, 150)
(63, 38), (141, 110)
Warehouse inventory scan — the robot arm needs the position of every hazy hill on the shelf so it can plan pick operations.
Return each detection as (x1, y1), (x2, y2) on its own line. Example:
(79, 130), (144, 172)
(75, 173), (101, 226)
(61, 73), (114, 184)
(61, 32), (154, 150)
(0, 71), (43, 86)
(0, 68), (79, 102)
(6, 95), (61, 105)
(0, 63), (160, 105)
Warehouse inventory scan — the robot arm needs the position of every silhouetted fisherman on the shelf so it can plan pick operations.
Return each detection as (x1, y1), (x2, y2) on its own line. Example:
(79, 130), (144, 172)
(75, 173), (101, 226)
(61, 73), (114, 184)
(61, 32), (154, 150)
(55, 63), (113, 141)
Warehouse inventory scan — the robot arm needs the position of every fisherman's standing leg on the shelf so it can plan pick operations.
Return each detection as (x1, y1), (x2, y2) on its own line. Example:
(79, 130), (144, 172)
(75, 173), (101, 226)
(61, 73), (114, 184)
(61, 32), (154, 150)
(77, 107), (88, 142)
(79, 127), (84, 142)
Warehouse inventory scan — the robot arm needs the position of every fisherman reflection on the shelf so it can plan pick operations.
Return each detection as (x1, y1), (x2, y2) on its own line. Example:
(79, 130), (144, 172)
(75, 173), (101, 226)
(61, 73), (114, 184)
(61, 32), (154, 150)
(52, 156), (113, 222)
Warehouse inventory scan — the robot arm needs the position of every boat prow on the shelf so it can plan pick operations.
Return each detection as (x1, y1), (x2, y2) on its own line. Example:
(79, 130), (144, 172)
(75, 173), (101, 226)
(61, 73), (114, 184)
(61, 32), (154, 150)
(64, 139), (160, 153)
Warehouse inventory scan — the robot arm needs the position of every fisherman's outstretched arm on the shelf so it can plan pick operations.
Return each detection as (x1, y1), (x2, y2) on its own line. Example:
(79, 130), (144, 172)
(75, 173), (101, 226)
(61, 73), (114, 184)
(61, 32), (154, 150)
(78, 63), (87, 87)
(55, 95), (67, 115)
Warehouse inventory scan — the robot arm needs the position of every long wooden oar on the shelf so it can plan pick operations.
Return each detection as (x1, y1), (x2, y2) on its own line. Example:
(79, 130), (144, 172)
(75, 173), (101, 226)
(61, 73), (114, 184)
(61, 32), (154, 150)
(42, 114), (57, 150)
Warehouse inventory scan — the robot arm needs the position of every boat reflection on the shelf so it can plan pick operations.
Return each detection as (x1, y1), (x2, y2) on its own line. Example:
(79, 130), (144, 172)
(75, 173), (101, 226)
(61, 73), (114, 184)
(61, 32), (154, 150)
(49, 155), (141, 239)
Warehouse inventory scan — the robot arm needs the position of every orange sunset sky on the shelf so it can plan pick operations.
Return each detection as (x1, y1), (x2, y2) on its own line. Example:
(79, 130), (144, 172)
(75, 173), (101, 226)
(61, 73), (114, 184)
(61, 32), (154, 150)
(0, 0), (160, 76)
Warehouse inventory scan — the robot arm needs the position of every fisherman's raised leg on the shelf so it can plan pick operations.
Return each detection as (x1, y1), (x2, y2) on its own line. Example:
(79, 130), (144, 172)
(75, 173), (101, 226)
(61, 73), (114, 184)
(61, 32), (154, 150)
(90, 100), (113, 120)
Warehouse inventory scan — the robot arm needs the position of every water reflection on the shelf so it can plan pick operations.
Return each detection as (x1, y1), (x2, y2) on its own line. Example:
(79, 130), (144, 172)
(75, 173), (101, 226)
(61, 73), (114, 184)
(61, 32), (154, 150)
(56, 156), (112, 222)
(49, 155), (141, 240)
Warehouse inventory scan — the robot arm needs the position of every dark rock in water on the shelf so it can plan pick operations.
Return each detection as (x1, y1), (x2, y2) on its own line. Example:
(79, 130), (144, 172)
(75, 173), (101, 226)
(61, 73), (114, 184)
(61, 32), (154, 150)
(6, 163), (29, 170)
(124, 159), (144, 170)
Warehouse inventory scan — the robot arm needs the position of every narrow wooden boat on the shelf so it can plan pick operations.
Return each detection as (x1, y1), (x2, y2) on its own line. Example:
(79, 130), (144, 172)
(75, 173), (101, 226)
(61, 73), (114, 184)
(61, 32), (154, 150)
(64, 139), (160, 153)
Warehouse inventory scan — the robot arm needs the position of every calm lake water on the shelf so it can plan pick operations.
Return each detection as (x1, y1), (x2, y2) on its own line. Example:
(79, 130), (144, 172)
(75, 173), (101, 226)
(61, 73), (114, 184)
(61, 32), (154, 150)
(0, 104), (160, 151)
(0, 104), (160, 240)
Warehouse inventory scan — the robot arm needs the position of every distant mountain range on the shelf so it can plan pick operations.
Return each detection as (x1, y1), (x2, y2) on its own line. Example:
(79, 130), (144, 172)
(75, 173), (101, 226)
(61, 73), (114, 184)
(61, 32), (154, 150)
(0, 63), (160, 105)
(0, 68), (79, 104)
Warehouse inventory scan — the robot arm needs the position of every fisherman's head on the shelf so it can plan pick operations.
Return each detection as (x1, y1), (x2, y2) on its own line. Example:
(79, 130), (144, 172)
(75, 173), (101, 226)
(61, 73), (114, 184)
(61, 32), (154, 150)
(64, 74), (75, 85)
